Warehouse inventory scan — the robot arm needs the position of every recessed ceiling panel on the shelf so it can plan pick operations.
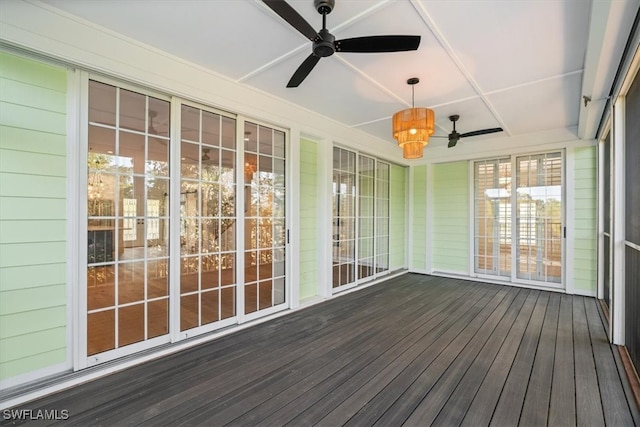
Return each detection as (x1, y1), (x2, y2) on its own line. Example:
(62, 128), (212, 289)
(420, 0), (590, 92)
(332, 0), (477, 106)
(245, 50), (404, 126)
(354, 119), (397, 145)
(47, 0), (311, 79)
(487, 73), (582, 135)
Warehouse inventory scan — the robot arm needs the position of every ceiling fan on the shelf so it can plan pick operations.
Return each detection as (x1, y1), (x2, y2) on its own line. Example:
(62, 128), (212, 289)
(263, 0), (421, 87)
(443, 115), (503, 148)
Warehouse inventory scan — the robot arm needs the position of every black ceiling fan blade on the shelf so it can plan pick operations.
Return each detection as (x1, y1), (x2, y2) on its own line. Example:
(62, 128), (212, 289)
(287, 54), (322, 88)
(460, 127), (503, 138)
(335, 35), (421, 53)
(263, 0), (319, 41)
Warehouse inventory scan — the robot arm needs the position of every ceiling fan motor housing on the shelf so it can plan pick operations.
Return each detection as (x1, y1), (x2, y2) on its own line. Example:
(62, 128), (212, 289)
(314, 0), (334, 14)
(314, 29), (335, 57)
(262, 0), (421, 87)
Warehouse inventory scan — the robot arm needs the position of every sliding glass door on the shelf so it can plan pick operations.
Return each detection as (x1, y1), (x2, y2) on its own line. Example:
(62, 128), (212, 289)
(474, 158), (511, 278)
(243, 122), (287, 318)
(85, 79), (287, 365)
(332, 147), (390, 292)
(515, 153), (562, 284)
(87, 81), (172, 358)
(179, 104), (237, 334)
(474, 152), (563, 287)
(333, 148), (356, 289)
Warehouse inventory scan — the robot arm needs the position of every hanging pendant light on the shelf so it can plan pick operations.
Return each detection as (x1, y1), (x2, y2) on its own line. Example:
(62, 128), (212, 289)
(392, 77), (435, 159)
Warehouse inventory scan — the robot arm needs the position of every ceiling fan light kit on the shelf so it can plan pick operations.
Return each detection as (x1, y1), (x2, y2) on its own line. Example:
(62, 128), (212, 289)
(392, 77), (435, 159)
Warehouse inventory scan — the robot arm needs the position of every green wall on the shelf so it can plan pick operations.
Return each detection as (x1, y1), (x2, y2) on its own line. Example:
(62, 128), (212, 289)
(431, 161), (469, 273)
(573, 146), (597, 293)
(389, 164), (406, 270)
(0, 52), (68, 381)
(299, 138), (319, 300)
(410, 165), (427, 271)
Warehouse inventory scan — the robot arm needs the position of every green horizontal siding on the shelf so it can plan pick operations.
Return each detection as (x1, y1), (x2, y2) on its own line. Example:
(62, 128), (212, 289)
(0, 173), (67, 198)
(573, 146), (597, 293)
(0, 51), (68, 381)
(0, 78), (67, 113)
(0, 102), (67, 135)
(0, 285), (67, 316)
(0, 350), (67, 383)
(0, 126), (66, 155)
(0, 328), (66, 367)
(390, 164), (406, 270)
(0, 242), (67, 267)
(432, 162), (469, 273)
(0, 149), (67, 176)
(299, 138), (319, 300)
(0, 197), (66, 220)
(0, 53), (67, 89)
(0, 263), (66, 292)
(411, 165), (427, 271)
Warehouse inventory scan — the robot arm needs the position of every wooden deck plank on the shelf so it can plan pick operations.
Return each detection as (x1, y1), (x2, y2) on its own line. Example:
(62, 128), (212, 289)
(489, 292), (549, 426)
(6, 274), (639, 427)
(584, 296), (637, 426)
(518, 292), (560, 426)
(368, 288), (516, 426)
(312, 285), (511, 427)
(260, 283), (498, 427)
(459, 290), (540, 427)
(183, 277), (475, 426)
(574, 295), (606, 427)
(85, 275), (433, 425)
(222, 280), (482, 427)
(548, 294), (577, 426)
(24, 275), (422, 425)
(428, 289), (531, 427)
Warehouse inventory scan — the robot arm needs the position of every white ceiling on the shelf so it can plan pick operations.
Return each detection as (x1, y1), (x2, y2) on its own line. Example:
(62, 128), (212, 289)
(43, 0), (638, 152)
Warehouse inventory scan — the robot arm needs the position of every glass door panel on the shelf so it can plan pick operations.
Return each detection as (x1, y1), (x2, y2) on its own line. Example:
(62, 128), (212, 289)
(333, 148), (356, 288)
(375, 161), (390, 274)
(474, 152), (562, 286)
(474, 159), (511, 277)
(602, 131), (611, 307)
(358, 155), (375, 280)
(244, 122), (286, 315)
(179, 105), (237, 331)
(515, 153), (562, 283)
(87, 80), (170, 356)
(333, 149), (390, 291)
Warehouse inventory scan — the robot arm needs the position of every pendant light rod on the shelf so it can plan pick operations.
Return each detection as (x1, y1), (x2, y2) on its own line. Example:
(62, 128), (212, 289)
(407, 77), (419, 108)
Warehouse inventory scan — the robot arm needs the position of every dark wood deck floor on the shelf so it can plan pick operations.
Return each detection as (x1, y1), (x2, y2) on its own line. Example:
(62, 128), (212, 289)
(6, 274), (640, 426)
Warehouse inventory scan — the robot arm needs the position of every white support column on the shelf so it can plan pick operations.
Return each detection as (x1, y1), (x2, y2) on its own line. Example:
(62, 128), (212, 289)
(288, 127), (301, 309)
(404, 165), (410, 270)
(407, 165), (415, 271)
(565, 147), (575, 295)
(467, 161), (475, 277)
(597, 140), (604, 300)
(70, 69), (87, 371)
(612, 99), (626, 346)
(169, 97), (183, 343)
(319, 137), (333, 298)
(235, 117), (246, 324)
(425, 163), (433, 274)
